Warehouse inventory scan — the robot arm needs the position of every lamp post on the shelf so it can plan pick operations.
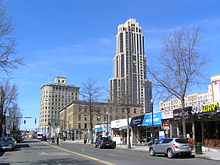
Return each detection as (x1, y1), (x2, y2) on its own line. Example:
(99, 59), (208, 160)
(151, 99), (154, 144)
(106, 112), (109, 137)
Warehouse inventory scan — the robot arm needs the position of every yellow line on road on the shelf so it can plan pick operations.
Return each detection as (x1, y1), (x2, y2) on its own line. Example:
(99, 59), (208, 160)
(46, 143), (116, 165)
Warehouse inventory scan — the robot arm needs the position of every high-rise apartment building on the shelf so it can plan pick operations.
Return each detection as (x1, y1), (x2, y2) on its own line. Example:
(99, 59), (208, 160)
(39, 77), (79, 135)
(109, 18), (152, 113)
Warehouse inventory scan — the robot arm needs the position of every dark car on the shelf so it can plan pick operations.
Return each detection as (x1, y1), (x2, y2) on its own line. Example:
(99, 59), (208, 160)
(41, 135), (47, 141)
(149, 138), (192, 158)
(0, 137), (16, 150)
(95, 137), (116, 149)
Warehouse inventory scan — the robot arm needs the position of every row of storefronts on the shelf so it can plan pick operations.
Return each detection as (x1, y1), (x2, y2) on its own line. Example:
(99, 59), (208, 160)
(109, 102), (220, 147)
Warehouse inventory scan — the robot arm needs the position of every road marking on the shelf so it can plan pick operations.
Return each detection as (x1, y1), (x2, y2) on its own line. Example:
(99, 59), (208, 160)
(46, 143), (115, 165)
(107, 154), (118, 157)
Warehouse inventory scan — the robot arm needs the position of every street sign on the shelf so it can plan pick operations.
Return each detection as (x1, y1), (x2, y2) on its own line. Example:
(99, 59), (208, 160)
(163, 122), (170, 130)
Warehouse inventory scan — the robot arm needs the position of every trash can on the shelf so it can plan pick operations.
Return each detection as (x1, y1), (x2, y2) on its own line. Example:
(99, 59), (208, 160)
(195, 142), (202, 154)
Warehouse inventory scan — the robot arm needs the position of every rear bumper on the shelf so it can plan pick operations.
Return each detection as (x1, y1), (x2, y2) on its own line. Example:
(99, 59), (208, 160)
(174, 150), (192, 155)
(0, 145), (13, 150)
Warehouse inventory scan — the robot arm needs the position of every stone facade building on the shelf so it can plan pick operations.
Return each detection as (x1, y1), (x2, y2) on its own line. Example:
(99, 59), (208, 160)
(39, 77), (79, 136)
(59, 100), (142, 141)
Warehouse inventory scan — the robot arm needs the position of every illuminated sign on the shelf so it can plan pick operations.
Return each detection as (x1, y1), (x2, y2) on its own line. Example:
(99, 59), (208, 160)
(202, 103), (219, 113)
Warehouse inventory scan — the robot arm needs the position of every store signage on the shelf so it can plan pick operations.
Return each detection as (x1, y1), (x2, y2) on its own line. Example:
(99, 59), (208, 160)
(161, 110), (173, 119)
(163, 122), (170, 130)
(192, 102), (220, 115)
(141, 112), (162, 126)
(201, 103), (219, 113)
(173, 107), (192, 120)
(130, 115), (144, 127)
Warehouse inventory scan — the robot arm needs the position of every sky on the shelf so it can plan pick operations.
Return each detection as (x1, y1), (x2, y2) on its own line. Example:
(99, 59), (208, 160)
(3, 0), (220, 130)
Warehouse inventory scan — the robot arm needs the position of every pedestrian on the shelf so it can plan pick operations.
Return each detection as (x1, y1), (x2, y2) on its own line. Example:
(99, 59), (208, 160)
(57, 136), (59, 145)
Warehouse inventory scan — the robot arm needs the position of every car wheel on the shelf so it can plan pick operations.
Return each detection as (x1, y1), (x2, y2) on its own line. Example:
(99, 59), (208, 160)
(149, 147), (155, 156)
(167, 149), (174, 158)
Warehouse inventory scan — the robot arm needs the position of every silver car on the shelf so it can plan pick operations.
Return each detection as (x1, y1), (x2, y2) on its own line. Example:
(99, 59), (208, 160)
(149, 138), (192, 158)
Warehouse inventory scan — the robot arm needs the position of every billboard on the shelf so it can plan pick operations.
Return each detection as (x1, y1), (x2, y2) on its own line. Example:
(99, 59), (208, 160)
(142, 112), (162, 126)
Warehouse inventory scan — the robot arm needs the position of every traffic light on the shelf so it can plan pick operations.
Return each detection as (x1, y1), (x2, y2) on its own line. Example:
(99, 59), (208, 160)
(35, 118), (37, 124)
(24, 120), (26, 124)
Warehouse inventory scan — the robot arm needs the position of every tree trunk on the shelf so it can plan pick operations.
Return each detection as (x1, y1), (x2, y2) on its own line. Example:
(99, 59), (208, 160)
(127, 116), (131, 148)
(127, 127), (131, 148)
(181, 99), (187, 138)
(182, 118), (186, 138)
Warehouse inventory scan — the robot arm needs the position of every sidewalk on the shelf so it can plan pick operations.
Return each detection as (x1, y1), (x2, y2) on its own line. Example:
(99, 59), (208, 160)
(61, 140), (220, 161)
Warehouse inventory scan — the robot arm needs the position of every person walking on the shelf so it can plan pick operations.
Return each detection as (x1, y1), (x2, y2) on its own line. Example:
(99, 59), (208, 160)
(56, 136), (59, 145)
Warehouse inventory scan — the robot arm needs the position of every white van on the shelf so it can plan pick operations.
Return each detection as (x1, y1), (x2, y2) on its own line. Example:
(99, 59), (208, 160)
(37, 133), (43, 140)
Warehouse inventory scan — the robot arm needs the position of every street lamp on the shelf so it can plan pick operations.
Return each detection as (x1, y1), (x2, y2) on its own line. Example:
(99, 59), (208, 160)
(106, 112), (109, 137)
(151, 99), (154, 144)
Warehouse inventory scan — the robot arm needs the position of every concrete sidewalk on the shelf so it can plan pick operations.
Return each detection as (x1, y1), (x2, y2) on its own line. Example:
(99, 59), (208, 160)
(61, 140), (220, 161)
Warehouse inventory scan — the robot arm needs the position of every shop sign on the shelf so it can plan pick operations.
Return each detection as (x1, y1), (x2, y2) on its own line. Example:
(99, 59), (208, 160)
(130, 115), (144, 127)
(173, 107), (192, 120)
(202, 103), (219, 113)
(161, 110), (173, 119)
(141, 112), (162, 126)
(163, 122), (170, 130)
(111, 118), (131, 129)
(192, 102), (220, 115)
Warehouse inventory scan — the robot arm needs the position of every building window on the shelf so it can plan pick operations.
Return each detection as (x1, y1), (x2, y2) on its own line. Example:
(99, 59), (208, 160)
(78, 123), (81, 129)
(97, 115), (101, 121)
(110, 107), (112, 113)
(84, 123), (87, 129)
(122, 108), (125, 113)
(78, 114), (81, 121)
(97, 107), (100, 113)
(104, 115), (108, 122)
(84, 114), (87, 121)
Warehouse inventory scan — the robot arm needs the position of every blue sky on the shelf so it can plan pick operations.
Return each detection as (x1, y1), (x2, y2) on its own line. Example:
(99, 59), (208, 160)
(4, 0), (220, 130)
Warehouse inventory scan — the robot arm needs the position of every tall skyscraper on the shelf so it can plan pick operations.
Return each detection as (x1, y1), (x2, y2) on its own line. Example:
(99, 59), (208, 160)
(39, 77), (79, 135)
(109, 18), (152, 113)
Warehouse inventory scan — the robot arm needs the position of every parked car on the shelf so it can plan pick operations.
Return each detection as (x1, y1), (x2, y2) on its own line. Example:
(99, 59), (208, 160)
(10, 130), (23, 143)
(0, 137), (16, 150)
(95, 137), (116, 149)
(41, 135), (47, 141)
(149, 138), (192, 158)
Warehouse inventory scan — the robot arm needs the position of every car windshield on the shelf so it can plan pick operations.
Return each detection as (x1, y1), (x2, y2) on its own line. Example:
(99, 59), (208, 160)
(175, 139), (188, 143)
(102, 137), (111, 142)
(0, 137), (11, 142)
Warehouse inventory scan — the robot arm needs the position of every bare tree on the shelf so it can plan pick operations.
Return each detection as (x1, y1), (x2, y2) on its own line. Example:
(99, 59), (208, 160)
(0, 80), (21, 137)
(7, 104), (22, 130)
(117, 95), (133, 148)
(80, 79), (102, 144)
(0, 1), (23, 74)
(149, 27), (206, 138)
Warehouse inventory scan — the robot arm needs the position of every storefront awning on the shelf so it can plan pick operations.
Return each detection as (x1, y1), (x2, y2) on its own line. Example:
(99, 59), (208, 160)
(119, 126), (128, 130)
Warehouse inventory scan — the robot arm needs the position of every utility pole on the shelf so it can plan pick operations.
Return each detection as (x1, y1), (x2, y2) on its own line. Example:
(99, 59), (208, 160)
(151, 100), (154, 144)
(106, 112), (109, 137)
(0, 86), (4, 137)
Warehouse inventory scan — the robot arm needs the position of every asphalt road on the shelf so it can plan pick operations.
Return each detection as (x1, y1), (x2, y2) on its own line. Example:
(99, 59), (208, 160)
(0, 140), (219, 165)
